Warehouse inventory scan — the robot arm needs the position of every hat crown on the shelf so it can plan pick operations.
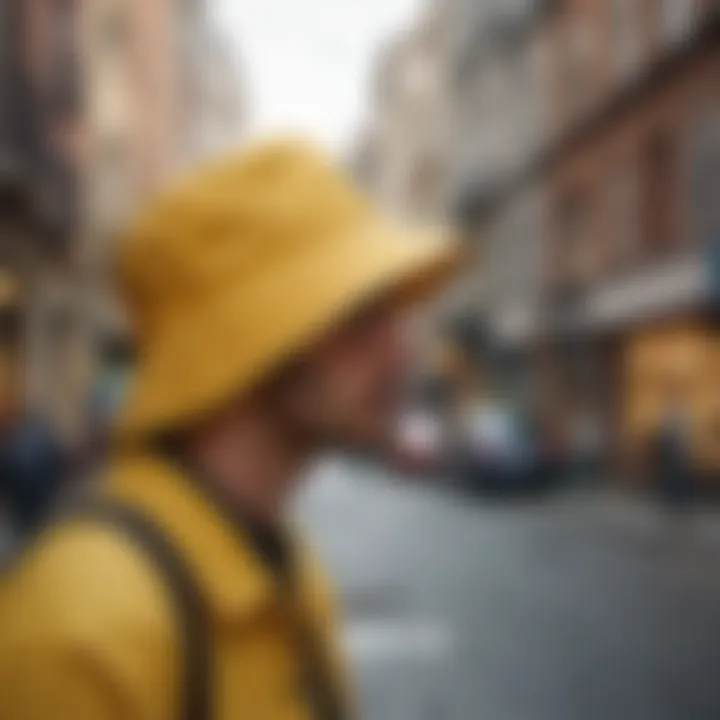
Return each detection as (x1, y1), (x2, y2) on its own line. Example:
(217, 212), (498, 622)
(118, 140), (371, 332)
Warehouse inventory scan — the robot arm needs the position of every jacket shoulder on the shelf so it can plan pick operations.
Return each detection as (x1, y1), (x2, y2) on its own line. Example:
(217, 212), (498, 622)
(0, 522), (180, 719)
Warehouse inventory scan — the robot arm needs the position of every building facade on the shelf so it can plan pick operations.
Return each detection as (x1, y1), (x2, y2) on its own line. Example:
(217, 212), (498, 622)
(0, 0), (83, 436)
(538, 0), (720, 483)
(85, 0), (245, 268)
(443, 0), (720, 483)
(85, 0), (214, 255)
(447, 0), (553, 401)
(355, 0), (450, 223)
(0, 0), (246, 436)
(181, 18), (246, 162)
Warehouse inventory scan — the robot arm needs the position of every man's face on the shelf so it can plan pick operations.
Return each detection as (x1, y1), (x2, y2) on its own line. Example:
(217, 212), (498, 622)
(271, 295), (417, 453)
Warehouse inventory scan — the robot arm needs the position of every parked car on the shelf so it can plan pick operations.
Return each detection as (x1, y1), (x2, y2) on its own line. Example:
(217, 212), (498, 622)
(456, 403), (566, 495)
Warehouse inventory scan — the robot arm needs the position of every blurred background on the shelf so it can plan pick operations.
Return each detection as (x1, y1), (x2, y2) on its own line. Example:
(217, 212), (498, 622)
(1, 0), (720, 718)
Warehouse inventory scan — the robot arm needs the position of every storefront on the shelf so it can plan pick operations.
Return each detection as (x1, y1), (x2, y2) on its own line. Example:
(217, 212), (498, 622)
(622, 318), (720, 486)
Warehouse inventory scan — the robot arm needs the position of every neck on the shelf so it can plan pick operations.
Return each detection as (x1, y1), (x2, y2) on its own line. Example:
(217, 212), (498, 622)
(184, 404), (311, 525)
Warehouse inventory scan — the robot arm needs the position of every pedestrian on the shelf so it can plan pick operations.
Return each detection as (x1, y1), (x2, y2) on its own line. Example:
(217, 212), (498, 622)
(652, 393), (695, 508)
(0, 341), (66, 550)
(0, 139), (458, 720)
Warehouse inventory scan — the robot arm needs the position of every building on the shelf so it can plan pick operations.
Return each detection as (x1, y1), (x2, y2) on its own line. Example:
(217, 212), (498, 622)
(355, 0), (450, 223)
(537, 0), (720, 483)
(181, 19), (246, 162)
(84, 0), (218, 258)
(0, 0), (246, 436)
(0, 0), (83, 436)
(447, 0), (553, 400)
(444, 0), (720, 484)
(356, 0), (553, 394)
(85, 0), (246, 270)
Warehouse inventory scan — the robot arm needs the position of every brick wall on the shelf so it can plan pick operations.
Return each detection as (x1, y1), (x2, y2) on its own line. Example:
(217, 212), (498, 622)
(541, 1), (720, 295)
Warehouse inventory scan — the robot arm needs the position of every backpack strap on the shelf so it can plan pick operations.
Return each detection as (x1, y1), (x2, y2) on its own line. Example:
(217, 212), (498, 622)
(67, 500), (212, 720)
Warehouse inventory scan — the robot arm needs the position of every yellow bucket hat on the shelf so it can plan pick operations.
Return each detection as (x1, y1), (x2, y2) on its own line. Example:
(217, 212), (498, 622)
(115, 138), (458, 437)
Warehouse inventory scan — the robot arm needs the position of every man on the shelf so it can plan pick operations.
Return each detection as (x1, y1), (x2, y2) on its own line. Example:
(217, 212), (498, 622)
(0, 139), (457, 719)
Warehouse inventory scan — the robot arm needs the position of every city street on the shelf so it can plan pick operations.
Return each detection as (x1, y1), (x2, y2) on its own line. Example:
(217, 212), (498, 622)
(297, 459), (720, 720)
(1, 1), (719, 718)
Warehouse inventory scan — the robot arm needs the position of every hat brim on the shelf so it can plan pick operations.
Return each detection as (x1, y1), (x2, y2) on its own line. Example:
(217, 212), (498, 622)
(116, 220), (461, 438)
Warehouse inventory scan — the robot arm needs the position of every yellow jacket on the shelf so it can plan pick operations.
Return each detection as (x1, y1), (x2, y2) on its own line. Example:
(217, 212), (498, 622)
(0, 451), (350, 720)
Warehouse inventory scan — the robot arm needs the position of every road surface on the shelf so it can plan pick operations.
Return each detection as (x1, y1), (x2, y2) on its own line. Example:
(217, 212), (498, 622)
(296, 458), (720, 720)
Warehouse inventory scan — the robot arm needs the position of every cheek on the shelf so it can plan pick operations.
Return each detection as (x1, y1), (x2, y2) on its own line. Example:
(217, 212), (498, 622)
(304, 317), (415, 425)
(305, 365), (362, 421)
(351, 357), (407, 420)
(310, 361), (379, 423)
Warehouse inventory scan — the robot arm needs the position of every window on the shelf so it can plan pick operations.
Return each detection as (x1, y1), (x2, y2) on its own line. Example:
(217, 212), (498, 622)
(560, 19), (599, 121)
(0, 306), (22, 348)
(687, 105), (720, 250)
(101, 7), (130, 55)
(94, 135), (132, 225)
(50, 0), (76, 63)
(642, 131), (680, 256)
(409, 153), (440, 215)
(612, 0), (641, 82)
(560, 191), (594, 279)
(662, 0), (694, 46)
(551, 189), (596, 297)
(47, 0), (79, 116)
(607, 162), (639, 269)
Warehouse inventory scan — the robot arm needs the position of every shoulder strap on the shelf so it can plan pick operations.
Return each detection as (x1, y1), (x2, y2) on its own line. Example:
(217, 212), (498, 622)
(68, 500), (212, 720)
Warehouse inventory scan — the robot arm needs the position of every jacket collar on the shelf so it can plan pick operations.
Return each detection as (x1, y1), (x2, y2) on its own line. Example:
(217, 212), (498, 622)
(105, 449), (286, 620)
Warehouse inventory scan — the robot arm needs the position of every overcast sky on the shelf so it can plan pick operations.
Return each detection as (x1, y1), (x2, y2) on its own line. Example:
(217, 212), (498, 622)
(212, 0), (420, 153)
